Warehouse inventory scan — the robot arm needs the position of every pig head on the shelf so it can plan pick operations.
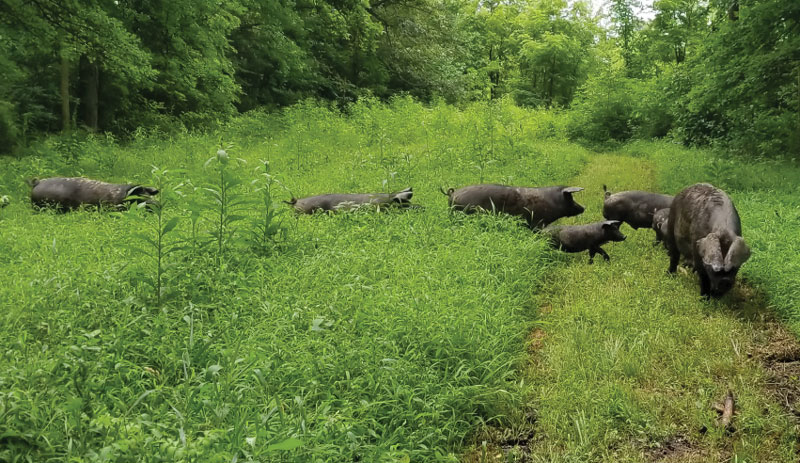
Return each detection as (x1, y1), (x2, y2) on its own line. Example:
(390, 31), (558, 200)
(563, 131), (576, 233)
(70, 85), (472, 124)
(666, 183), (751, 298)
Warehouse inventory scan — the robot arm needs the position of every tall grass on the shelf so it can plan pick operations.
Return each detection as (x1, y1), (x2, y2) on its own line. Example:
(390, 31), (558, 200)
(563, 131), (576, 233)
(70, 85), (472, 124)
(0, 98), (585, 461)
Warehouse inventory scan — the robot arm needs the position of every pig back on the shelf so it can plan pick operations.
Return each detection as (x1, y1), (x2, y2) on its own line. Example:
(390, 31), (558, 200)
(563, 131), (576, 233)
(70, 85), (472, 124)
(449, 184), (525, 215)
(31, 177), (130, 209)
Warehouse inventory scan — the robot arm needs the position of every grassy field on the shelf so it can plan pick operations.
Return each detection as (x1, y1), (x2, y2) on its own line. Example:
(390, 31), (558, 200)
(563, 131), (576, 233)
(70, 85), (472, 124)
(1, 100), (798, 461)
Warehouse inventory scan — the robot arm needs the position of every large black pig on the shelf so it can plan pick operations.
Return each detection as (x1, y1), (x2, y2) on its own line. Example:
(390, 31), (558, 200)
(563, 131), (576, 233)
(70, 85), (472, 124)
(442, 184), (585, 228)
(665, 183), (751, 298)
(602, 185), (673, 230)
(286, 187), (414, 213)
(29, 177), (159, 211)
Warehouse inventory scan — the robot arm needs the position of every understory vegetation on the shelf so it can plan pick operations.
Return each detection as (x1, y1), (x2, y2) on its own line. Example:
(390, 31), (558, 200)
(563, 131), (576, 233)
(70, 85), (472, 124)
(1, 100), (799, 461)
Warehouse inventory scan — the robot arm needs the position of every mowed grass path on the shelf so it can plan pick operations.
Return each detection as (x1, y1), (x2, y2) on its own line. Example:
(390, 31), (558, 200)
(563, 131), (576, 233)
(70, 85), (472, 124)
(469, 155), (799, 462)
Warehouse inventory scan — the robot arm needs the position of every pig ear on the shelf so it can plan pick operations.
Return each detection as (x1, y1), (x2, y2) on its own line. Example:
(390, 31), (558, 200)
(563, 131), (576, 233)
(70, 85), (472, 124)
(283, 198), (297, 206)
(143, 187), (159, 196)
(127, 186), (145, 197)
(724, 236), (751, 271)
(393, 187), (413, 203)
(602, 220), (621, 230)
(697, 233), (723, 272)
(562, 187), (584, 195)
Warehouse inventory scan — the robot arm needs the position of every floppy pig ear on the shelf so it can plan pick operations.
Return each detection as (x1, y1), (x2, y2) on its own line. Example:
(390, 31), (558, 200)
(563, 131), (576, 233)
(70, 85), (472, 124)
(697, 233), (723, 272)
(393, 187), (413, 203)
(601, 220), (621, 229)
(127, 186), (145, 197)
(724, 236), (751, 271)
(563, 187), (584, 195)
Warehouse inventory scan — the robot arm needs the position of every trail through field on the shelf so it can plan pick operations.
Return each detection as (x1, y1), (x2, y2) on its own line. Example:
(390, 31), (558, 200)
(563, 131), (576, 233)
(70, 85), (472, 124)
(467, 155), (800, 462)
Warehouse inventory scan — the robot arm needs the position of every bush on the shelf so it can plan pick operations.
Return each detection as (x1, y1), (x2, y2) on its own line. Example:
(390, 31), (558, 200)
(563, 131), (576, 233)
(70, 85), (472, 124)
(0, 100), (19, 154)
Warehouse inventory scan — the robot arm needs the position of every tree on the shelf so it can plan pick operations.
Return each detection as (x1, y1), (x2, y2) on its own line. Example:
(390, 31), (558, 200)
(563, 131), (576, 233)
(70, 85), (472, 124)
(609, 0), (641, 70)
(512, 0), (596, 107)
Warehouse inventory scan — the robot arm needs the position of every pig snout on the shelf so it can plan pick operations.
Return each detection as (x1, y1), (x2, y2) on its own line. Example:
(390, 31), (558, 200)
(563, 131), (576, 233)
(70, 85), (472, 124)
(602, 220), (626, 242)
(562, 186), (585, 218)
(708, 272), (736, 298)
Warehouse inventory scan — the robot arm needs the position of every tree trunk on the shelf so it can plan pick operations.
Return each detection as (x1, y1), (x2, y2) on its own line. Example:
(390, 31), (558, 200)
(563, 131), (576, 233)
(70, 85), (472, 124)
(60, 52), (70, 132)
(80, 55), (99, 131)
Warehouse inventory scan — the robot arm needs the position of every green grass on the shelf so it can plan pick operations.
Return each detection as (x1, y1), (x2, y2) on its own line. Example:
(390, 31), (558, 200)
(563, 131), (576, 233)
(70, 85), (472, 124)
(622, 141), (800, 335)
(1, 100), (799, 462)
(492, 154), (799, 462)
(0, 99), (587, 462)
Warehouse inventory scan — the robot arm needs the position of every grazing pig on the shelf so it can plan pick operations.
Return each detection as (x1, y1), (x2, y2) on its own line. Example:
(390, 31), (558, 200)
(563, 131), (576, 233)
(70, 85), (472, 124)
(652, 208), (670, 245)
(29, 177), (159, 210)
(442, 184), (585, 228)
(544, 220), (627, 263)
(666, 183), (751, 298)
(286, 187), (413, 213)
(602, 185), (673, 229)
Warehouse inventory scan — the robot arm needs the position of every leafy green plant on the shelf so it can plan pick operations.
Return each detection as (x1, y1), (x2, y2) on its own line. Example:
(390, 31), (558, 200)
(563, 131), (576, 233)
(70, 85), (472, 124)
(247, 160), (287, 255)
(203, 144), (248, 264)
(124, 166), (183, 305)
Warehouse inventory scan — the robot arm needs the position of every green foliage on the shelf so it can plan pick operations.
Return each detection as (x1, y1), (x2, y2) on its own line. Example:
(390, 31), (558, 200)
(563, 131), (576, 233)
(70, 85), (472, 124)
(124, 167), (182, 306)
(567, 49), (636, 144)
(0, 101), (588, 461)
(672, 0), (800, 157)
(202, 146), (249, 263)
(246, 160), (287, 256)
(511, 0), (596, 107)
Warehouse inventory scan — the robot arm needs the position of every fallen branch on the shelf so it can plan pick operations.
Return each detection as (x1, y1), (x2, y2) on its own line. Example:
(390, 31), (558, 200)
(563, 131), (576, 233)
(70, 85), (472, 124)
(717, 391), (735, 432)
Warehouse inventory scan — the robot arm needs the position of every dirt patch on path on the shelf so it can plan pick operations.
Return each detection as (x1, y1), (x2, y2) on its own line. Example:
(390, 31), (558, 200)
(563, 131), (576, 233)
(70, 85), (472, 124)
(753, 321), (800, 418)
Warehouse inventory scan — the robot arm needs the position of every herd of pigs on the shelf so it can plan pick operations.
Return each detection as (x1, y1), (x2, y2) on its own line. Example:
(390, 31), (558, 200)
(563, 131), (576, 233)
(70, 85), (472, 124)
(19, 175), (750, 299)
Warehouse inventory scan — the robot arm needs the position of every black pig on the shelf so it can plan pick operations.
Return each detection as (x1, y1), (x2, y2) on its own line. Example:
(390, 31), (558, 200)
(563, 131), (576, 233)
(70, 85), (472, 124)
(602, 185), (673, 230)
(29, 177), (159, 211)
(666, 183), (751, 298)
(286, 187), (414, 213)
(442, 184), (585, 228)
(544, 220), (627, 263)
(652, 208), (670, 245)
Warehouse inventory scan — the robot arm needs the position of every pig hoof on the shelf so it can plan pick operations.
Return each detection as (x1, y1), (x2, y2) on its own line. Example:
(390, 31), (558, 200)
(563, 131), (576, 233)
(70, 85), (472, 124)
(588, 258), (594, 264)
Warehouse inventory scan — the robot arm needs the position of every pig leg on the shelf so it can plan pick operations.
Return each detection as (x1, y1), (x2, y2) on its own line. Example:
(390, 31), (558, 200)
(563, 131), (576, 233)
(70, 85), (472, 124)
(698, 271), (711, 298)
(588, 248), (596, 264)
(595, 247), (611, 262)
(667, 248), (679, 273)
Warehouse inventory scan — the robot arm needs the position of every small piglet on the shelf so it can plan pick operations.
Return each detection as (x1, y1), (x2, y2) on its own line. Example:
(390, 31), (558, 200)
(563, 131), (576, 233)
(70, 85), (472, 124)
(544, 220), (626, 263)
(442, 184), (585, 228)
(602, 185), (673, 230)
(666, 183), (751, 298)
(286, 187), (413, 213)
(652, 208), (670, 245)
(29, 177), (159, 211)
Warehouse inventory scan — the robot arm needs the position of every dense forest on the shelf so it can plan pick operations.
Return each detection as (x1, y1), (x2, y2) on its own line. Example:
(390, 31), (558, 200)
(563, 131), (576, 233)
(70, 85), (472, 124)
(0, 0), (797, 157)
